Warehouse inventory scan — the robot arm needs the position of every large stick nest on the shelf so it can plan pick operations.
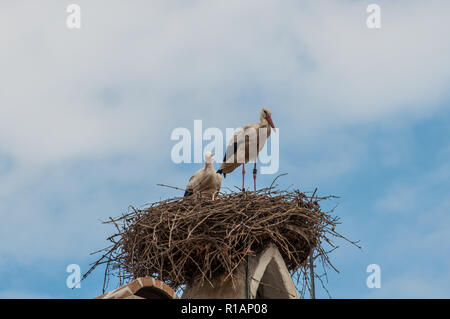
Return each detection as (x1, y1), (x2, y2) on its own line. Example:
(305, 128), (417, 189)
(85, 186), (354, 296)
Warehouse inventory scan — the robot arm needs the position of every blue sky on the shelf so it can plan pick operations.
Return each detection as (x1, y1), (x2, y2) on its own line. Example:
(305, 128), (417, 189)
(1, 0), (450, 298)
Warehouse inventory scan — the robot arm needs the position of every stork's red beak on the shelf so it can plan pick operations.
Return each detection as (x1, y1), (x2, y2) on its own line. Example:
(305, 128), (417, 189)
(267, 115), (276, 132)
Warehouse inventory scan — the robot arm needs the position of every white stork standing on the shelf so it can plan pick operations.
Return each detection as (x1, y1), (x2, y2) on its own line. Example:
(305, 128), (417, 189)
(217, 108), (276, 192)
(184, 151), (222, 199)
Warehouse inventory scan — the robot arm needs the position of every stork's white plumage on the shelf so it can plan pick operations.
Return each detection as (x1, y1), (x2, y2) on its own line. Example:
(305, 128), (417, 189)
(184, 151), (222, 199)
(217, 108), (276, 192)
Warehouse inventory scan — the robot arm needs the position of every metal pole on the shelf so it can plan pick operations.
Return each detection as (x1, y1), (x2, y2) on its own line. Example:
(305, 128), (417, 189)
(309, 188), (317, 299)
(246, 255), (251, 299)
(309, 250), (315, 299)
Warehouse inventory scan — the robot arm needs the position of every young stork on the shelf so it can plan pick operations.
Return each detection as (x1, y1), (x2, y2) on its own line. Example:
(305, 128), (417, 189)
(184, 151), (222, 200)
(217, 108), (276, 192)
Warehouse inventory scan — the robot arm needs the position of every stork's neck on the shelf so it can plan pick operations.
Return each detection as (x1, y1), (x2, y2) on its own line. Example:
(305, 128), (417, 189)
(259, 116), (270, 128)
(204, 162), (213, 170)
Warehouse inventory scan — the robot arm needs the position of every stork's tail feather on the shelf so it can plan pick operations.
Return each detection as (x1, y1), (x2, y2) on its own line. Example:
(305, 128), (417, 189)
(216, 169), (226, 178)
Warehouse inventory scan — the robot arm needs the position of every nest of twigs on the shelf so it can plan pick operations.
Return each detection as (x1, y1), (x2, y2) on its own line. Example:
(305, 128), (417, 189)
(84, 185), (357, 297)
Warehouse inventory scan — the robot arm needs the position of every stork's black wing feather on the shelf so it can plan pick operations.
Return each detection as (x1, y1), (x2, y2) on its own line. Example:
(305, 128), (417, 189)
(223, 141), (238, 163)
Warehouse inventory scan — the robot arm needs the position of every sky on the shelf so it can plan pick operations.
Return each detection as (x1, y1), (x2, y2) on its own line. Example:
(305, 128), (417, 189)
(1, 0), (450, 298)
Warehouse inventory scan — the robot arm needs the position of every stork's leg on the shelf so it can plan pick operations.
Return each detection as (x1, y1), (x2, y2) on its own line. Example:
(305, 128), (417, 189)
(242, 163), (246, 191)
(253, 162), (257, 193)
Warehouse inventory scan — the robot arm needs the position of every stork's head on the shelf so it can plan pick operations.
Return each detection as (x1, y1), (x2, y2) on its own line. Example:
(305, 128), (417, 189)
(204, 151), (214, 164)
(260, 107), (276, 132)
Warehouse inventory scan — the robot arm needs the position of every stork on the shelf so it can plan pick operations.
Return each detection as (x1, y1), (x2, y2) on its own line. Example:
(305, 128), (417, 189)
(184, 151), (222, 200)
(217, 108), (276, 192)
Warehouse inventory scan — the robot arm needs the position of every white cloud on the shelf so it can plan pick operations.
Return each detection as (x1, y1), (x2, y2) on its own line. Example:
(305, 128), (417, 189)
(1, 0), (450, 170)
